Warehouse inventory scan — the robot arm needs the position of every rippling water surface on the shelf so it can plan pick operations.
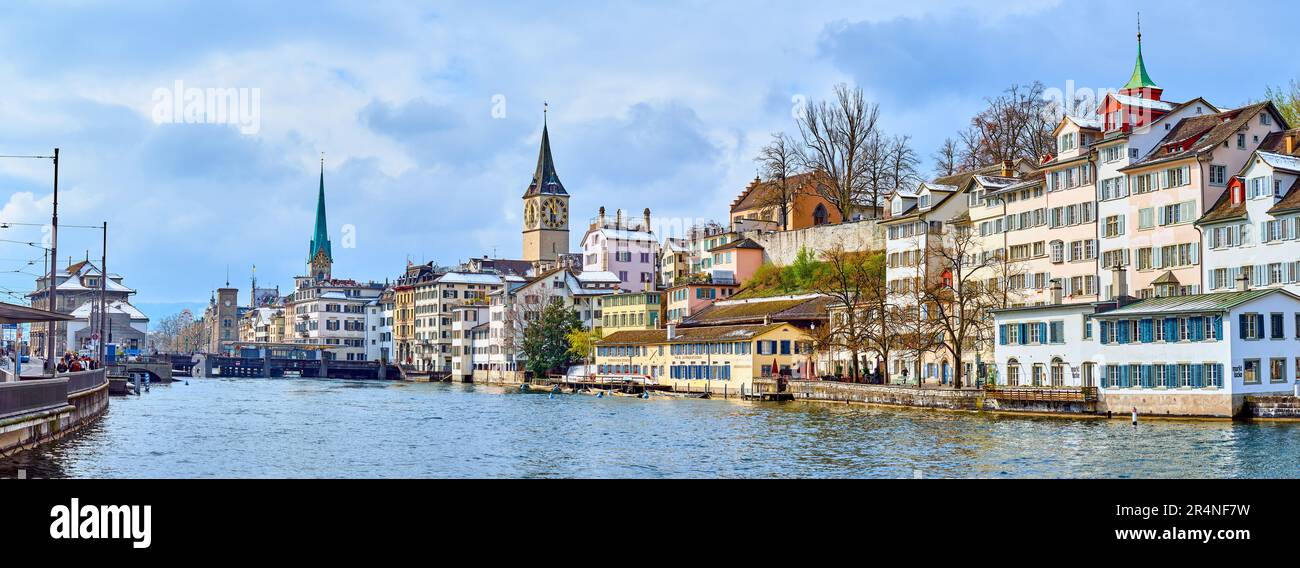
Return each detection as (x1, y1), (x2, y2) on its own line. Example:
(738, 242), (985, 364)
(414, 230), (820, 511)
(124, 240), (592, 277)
(2, 378), (1298, 478)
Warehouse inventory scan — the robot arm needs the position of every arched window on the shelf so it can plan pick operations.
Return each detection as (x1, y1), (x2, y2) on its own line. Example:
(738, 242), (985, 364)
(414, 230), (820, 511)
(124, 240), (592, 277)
(813, 204), (829, 225)
(1051, 357), (1065, 387)
(1007, 358), (1021, 386)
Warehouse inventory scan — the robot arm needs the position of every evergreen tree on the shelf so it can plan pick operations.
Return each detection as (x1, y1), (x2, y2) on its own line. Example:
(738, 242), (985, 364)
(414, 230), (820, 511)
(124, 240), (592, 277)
(521, 299), (583, 379)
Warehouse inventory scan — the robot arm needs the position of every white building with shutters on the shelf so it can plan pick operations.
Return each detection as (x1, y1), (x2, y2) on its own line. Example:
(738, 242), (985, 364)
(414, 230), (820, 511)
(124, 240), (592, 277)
(993, 288), (1300, 417)
(1199, 130), (1300, 295)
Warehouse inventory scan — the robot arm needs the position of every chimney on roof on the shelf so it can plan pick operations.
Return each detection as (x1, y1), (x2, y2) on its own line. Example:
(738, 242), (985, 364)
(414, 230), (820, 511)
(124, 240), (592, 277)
(598, 206), (606, 226)
(1111, 264), (1129, 300)
(1000, 160), (1015, 177)
(1237, 272), (1251, 292)
(666, 323), (677, 341)
(643, 208), (651, 232)
(616, 208), (624, 227)
(1050, 279), (1063, 306)
(1287, 134), (1295, 155)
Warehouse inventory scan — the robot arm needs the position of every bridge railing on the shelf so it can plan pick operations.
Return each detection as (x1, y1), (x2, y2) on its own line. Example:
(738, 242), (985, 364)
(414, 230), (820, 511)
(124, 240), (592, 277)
(0, 377), (69, 420)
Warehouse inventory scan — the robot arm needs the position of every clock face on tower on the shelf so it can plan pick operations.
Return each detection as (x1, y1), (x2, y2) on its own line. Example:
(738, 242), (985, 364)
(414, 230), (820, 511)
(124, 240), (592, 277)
(541, 197), (567, 229)
(524, 201), (538, 230)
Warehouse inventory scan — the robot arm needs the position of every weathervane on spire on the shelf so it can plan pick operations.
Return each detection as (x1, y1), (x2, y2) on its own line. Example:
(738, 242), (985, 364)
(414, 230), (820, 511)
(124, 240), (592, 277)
(1137, 11), (1142, 43)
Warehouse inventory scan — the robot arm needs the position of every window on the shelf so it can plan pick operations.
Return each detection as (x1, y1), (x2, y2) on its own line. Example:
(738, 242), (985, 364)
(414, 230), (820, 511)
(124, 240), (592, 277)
(1237, 133), (1247, 149)
(1209, 165), (1227, 185)
(1082, 362), (1096, 387)
(1032, 364), (1044, 386)
(1006, 360), (1021, 386)
(1205, 364), (1222, 388)
(1271, 358), (1288, 383)
(1103, 215), (1125, 238)
(1243, 359), (1261, 384)
(1271, 313), (1285, 339)
(1050, 359), (1065, 387)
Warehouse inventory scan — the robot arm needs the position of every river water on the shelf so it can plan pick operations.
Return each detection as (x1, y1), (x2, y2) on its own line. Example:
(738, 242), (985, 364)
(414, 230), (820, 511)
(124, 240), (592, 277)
(2, 378), (1298, 478)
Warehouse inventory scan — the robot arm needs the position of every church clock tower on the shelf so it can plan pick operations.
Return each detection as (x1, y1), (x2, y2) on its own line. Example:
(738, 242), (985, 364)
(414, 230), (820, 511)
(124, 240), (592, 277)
(308, 157), (333, 281)
(522, 108), (569, 262)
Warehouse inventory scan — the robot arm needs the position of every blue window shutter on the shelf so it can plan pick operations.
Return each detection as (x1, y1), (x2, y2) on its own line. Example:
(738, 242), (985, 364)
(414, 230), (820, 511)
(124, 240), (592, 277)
(1120, 365), (1130, 387)
(1214, 315), (1223, 340)
(1167, 364), (1178, 386)
(1018, 323), (1028, 345)
(1256, 314), (1265, 338)
(1193, 364), (1204, 387)
(1140, 319), (1152, 342)
(1239, 314), (1248, 339)
(1118, 321), (1129, 344)
(1038, 323), (1048, 343)
(1100, 321), (1110, 344)
(1192, 317), (1203, 341)
(999, 324), (1008, 345)
(1165, 318), (1177, 340)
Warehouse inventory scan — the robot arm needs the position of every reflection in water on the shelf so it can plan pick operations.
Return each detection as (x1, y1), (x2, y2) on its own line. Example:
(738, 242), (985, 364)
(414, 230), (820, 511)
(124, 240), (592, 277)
(1, 378), (1297, 478)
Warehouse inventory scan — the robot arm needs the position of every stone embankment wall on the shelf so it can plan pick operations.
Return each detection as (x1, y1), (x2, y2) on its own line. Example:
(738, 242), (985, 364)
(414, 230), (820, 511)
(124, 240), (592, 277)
(787, 381), (982, 411)
(743, 220), (883, 266)
(0, 369), (108, 457)
(1244, 396), (1300, 419)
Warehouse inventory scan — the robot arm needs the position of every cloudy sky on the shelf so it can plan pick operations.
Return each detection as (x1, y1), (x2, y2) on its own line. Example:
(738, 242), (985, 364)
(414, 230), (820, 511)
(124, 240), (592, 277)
(0, 0), (1296, 320)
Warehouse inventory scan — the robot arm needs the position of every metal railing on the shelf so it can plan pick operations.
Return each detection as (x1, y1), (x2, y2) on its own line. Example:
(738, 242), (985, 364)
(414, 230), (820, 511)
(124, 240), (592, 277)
(0, 378), (69, 420)
(984, 385), (1098, 403)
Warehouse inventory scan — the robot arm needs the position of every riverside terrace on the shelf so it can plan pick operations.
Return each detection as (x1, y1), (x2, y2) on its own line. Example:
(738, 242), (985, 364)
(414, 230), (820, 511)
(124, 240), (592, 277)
(0, 301), (109, 457)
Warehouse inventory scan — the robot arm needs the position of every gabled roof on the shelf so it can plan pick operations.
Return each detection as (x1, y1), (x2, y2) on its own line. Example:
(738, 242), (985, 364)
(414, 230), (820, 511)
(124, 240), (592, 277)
(1094, 289), (1300, 318)
(1268, 178), (1300, 215)
(436, 272), (504, 286)
(884, 161), (1028, 225)
(682, 295), (829, 327)
(1122, 102), (1280, 172)
(1195, 188), (1248, 226)
(707, 237), (763, 253)
(731, 171), (823, 213)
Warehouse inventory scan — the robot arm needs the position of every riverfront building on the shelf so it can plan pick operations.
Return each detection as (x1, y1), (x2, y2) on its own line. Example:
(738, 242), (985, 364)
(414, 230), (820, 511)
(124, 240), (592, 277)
(594, 322), (813, 394)
(28, 259), (150, 357)
(599, 290), (663, 336)
(993, 288), (1300, 417)
(1198, 130), (1300, 295)
(580, 207), (659, 292)
(281, 161), (385, 361)
(729, 172), (843, 231)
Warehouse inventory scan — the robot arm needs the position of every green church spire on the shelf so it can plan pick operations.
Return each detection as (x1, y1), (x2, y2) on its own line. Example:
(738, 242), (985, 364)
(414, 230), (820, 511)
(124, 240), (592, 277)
(309, 156), (331, 263)
(1123, 14), (1158, 91)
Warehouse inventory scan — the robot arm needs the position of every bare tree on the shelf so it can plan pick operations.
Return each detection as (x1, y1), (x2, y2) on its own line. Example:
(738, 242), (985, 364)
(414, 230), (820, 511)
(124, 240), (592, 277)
(753, 132), (805, 231)
(932, 138), (960, 178)
(958, 82), (1061, 168)
(885, 134), (921, 199)
(797, 83), (881, 219)
(812, 246), (882, 382)
(916, 222), (1023, 389)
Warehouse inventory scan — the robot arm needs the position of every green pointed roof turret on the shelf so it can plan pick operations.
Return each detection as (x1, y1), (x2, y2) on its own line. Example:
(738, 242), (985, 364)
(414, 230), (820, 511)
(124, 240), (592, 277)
(1123, 17), (1158, 91)
(309, 157), (331, 262)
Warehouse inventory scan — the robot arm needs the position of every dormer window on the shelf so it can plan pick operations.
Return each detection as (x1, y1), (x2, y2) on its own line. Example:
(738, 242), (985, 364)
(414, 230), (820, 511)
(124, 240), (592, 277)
(919, 194), (931, 209)
(890, 199), (902, 215)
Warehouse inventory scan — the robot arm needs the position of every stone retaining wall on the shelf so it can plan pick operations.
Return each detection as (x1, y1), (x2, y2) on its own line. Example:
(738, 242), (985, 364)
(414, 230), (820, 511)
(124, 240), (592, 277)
(1244, 396), (1300, 419)
(743, 220), (882, 266)
(787, 381), (982, 411)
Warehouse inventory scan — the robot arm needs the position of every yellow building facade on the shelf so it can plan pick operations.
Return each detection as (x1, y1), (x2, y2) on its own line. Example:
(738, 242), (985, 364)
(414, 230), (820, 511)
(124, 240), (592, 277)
(599, 291), (662, 336)
(594, 323), (813, 394)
